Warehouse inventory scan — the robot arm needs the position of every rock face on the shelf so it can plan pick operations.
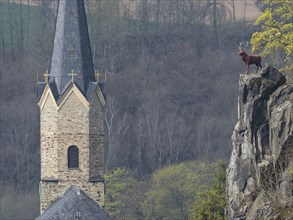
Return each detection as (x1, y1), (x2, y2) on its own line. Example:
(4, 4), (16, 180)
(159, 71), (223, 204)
(227, 66), (293, 220)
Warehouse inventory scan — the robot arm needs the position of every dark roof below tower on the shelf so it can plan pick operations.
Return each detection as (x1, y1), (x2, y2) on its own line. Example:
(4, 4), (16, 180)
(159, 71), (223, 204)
(35, 186), (112, 220)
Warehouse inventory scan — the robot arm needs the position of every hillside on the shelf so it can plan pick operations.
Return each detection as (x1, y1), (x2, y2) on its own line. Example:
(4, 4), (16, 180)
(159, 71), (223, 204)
(0, 0), (278, 219)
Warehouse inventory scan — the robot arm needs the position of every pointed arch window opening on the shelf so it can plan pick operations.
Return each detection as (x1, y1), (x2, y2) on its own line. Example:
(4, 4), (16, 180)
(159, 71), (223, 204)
(68, 145), (79, 169)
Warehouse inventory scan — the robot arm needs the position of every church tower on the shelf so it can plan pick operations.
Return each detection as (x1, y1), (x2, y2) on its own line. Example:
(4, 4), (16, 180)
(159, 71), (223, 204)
(37, 0), (106, 212)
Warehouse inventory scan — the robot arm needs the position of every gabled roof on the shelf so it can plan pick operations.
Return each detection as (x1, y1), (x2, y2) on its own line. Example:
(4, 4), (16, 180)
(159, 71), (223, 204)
(48, 0), (95, 98)
(35, 186), (112, 220)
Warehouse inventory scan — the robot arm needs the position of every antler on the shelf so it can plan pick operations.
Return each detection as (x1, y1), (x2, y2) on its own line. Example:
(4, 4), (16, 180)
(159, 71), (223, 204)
(238, 42), (244, 50)
(238, 41), (249, 51)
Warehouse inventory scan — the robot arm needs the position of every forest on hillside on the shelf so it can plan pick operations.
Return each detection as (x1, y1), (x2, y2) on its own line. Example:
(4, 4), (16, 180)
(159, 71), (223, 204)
(0, 0), (291, 219)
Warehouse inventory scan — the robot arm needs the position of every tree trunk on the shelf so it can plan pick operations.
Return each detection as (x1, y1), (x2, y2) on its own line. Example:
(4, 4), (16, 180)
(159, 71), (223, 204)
(232, 0), (235, 22)
(0, 0), (5, 63)
(212, 0), (219, 49)
(19, 0), (24, 53)
(26, 0), (30, 52)
(7, 0), (15, 59)
(243, 0), (247, 23)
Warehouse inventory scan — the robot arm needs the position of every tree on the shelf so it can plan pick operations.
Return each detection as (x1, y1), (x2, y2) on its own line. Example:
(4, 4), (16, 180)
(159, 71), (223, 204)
(190, 189), (226, 220)
(104, 167), (147, 219)
(142, 162), (217, 220)
(251, 0), (293, 74)
(104, 97), (130, 171)
(189, 160), (227, 220)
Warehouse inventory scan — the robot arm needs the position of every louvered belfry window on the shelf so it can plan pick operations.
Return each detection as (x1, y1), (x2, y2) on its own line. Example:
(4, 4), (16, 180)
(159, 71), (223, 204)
(68, 146), (79, 168)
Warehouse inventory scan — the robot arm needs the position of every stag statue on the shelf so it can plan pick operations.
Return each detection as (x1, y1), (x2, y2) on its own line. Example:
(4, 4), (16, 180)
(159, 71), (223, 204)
(238, 42), (262, 75)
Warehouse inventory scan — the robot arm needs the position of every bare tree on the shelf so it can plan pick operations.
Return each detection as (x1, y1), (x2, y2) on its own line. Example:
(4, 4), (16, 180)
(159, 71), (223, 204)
(104, 97), (129, 171)
(134, 116), (145, 179)
(146, 106), (164, 171)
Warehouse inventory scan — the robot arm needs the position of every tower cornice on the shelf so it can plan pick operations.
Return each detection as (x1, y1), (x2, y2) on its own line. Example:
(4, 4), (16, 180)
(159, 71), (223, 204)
(38, 82), (106, 111)
(38, 84), (59, 110)
(38, 83), (89, 111)
(37, 83), (106, 111)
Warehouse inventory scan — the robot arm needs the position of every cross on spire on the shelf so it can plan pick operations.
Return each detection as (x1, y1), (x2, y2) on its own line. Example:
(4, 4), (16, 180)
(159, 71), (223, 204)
(43, 70), (49, 83)
(68, 70), (78, 83)
(95, 70), (102, 82)
(95, 70), (107, 82)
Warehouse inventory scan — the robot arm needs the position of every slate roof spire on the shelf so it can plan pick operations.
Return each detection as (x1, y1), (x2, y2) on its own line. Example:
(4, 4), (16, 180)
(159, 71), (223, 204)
(49, 0), (95, 97)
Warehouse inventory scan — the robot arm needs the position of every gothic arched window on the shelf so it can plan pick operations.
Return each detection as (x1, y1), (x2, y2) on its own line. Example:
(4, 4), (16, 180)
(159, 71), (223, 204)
(68, 146), (79, 169)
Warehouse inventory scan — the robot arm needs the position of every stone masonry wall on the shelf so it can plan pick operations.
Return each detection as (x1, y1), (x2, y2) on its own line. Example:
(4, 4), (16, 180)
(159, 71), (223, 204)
(89, 93), (104, 179)
(40, 94), (58, 179)
(40, 87), (105, 212)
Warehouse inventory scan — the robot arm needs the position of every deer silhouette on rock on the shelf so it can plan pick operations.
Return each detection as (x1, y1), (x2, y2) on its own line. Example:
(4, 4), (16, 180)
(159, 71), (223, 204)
(238, 42), (262, 75)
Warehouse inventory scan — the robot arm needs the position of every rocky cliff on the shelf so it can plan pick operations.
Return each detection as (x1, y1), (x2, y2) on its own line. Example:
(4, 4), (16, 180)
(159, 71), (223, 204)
(227, 66), (293, 220)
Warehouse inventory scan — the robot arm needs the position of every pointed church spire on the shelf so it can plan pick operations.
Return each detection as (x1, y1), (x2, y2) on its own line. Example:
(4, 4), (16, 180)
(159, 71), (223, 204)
(49, 0), (95, 97)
